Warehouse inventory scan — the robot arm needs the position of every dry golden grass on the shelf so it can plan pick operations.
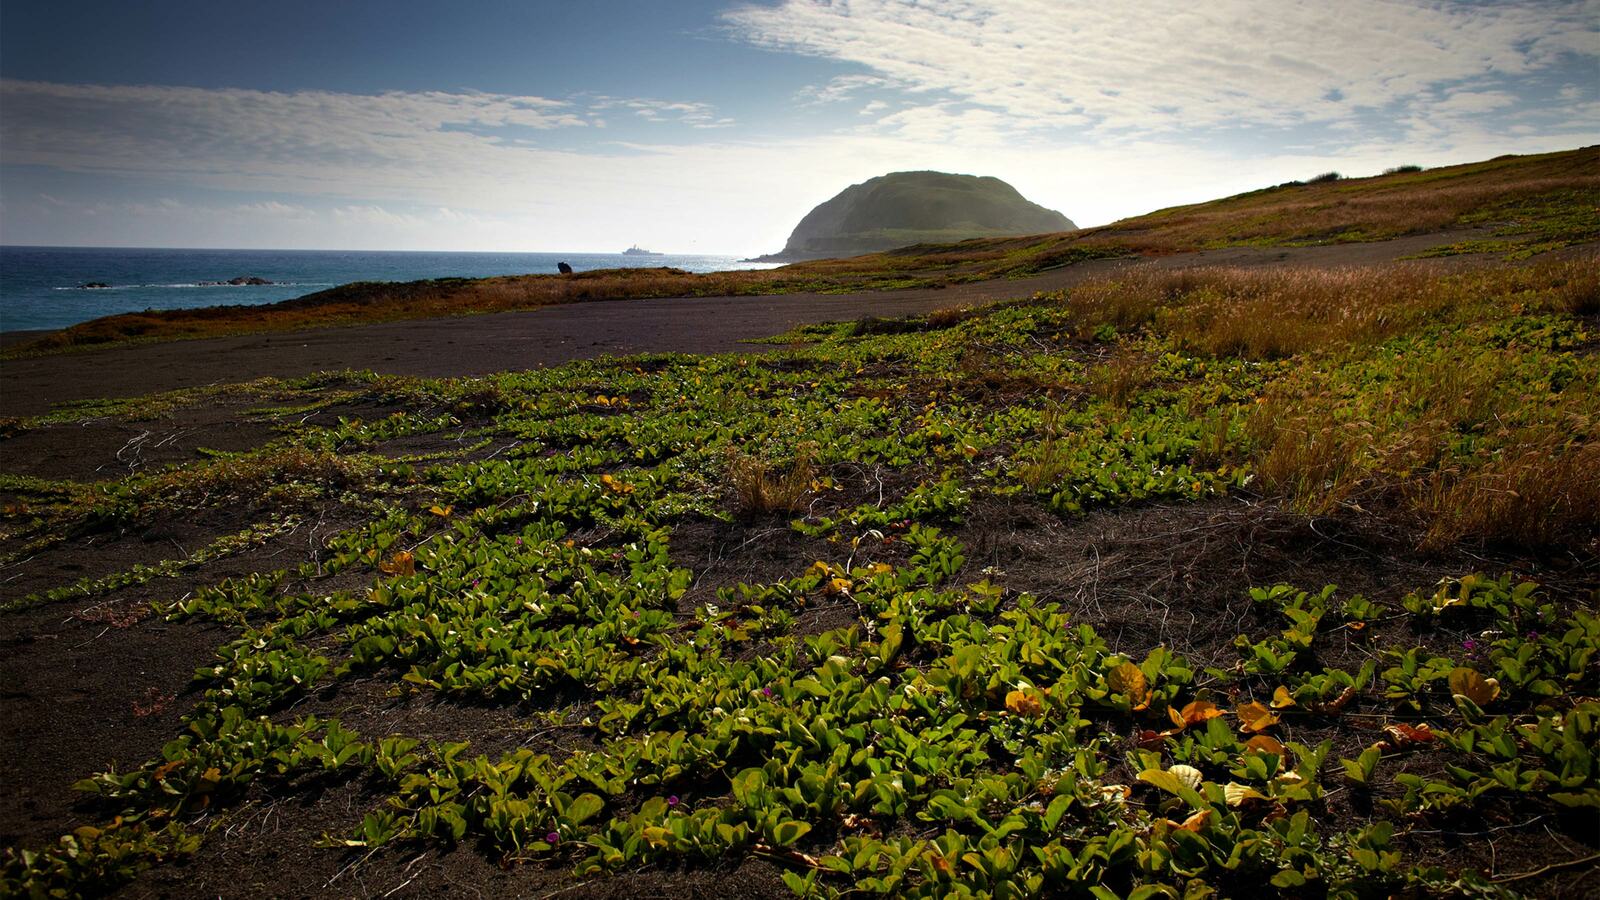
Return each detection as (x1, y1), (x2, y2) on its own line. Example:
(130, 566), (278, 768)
(1245, 396), (1370, 515)
(1201, 256), (1600, 548)
(1052, 257), (1598, 361)
(726, 444), (816, 518)
(1080, 149), (1600, 253)
(1414, 431), (1600, 550)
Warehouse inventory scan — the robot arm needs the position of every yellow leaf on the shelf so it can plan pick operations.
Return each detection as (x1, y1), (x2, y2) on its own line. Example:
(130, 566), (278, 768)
(1168, 765), (1203, 791)
(1108, 662), (1152, 711)
(1223, 782), (1269, 807)
(1270, 686), (1297, 710)
(427, 504), (453, 517)
(1448, 667), (1501, 706)
(1236, 700), (1279, 733)
(1137, 768), (1188, 797)
(1174, 809), (1212, 832)
(1244, 735), (1286, 757)
(1005, 689), (1045, 717)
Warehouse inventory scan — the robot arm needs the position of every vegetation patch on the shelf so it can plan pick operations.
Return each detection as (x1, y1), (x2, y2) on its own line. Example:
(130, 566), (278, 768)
(2, 255), (1597, 897)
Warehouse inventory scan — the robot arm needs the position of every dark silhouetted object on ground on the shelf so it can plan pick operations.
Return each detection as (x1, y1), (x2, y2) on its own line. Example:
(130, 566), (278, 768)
(558, 262), (573, 274)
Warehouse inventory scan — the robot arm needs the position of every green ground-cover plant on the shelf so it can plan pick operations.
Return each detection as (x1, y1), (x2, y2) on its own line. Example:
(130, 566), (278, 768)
(3, 252), (1598, 897)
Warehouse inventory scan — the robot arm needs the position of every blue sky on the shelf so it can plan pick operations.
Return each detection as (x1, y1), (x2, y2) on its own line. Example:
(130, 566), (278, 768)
(1, 0), (1596, 253)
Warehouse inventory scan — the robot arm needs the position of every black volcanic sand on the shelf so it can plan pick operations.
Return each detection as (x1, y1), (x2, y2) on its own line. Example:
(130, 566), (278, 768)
(4, 230), (1595, 898)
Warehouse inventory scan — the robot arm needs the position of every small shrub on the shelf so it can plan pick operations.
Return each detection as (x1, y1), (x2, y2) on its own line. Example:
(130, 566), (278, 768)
(1014, 410), (1072, 491)
(925, 305), (976, 329)
(1384, 165), (1424, 175)
(1545, 261), (1600, 315)
(1307, 171), (1342, 184)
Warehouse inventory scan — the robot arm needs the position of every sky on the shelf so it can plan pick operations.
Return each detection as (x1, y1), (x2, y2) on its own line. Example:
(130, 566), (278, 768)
(0, 0), (1596, 255)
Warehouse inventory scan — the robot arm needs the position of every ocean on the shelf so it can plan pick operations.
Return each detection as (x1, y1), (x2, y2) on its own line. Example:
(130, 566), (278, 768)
(0, 246), (779, 333)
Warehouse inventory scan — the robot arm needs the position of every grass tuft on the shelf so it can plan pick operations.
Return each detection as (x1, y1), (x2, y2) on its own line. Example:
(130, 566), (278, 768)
(726, 444), (816, 518)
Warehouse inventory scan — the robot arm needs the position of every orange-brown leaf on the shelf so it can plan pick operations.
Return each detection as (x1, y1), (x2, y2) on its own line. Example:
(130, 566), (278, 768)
(1236, 700), (1280, 733)
(1108, 663), (1152, 711)
(1137, 729), (1170, 750)
(1383, 722), (1437, 747)
(378, 550), (415, 576)
(1172, 699), (1224, 728)
(1005, 689), (1045, 717)
(1310, 685), (1358, 714)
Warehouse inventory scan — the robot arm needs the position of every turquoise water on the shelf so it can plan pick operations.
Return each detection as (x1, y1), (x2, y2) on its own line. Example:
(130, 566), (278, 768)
(0, 246), (777, 332)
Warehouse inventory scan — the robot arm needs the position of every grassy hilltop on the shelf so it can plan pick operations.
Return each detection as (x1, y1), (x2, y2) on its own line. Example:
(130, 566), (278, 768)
(0, 149), (1597, 897)
(9, 145), (1595, 354)
(754, 170), (1076, 262)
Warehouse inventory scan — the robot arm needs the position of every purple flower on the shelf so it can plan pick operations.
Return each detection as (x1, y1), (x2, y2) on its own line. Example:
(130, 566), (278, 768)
(667, 795), (680, 807)
(761, 687), (774, 698)
(546, 831), (560, 845)
(516, 537), (523, 546)
(1462, 639), (1477, 652)
(1526, 630), (1539, 640)
(472, 579), (481, 587)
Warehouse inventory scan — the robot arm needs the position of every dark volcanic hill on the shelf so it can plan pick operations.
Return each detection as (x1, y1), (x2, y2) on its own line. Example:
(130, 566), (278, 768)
(753, 171), (1075, 262)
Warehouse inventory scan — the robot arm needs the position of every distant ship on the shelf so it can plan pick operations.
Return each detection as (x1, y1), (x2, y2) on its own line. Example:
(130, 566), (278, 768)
(622, 244), (664, 256)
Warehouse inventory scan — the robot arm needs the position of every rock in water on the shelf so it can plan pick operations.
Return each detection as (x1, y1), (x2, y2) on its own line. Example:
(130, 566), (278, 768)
(558, 262), (574, 274)
(753, 171), (1075, 262)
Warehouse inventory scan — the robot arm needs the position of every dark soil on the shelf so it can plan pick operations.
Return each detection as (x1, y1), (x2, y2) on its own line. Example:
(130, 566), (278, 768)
(0, 408), (280, 483)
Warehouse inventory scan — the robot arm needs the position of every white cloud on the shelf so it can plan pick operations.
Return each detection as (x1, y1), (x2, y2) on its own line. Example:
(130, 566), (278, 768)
(725, 0), (1599, 138)
(796, 73), (895, 105)
(586, 95), (736, 128)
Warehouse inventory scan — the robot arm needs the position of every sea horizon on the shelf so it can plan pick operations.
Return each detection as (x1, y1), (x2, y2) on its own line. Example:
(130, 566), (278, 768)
(0, 245), (781, 333)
